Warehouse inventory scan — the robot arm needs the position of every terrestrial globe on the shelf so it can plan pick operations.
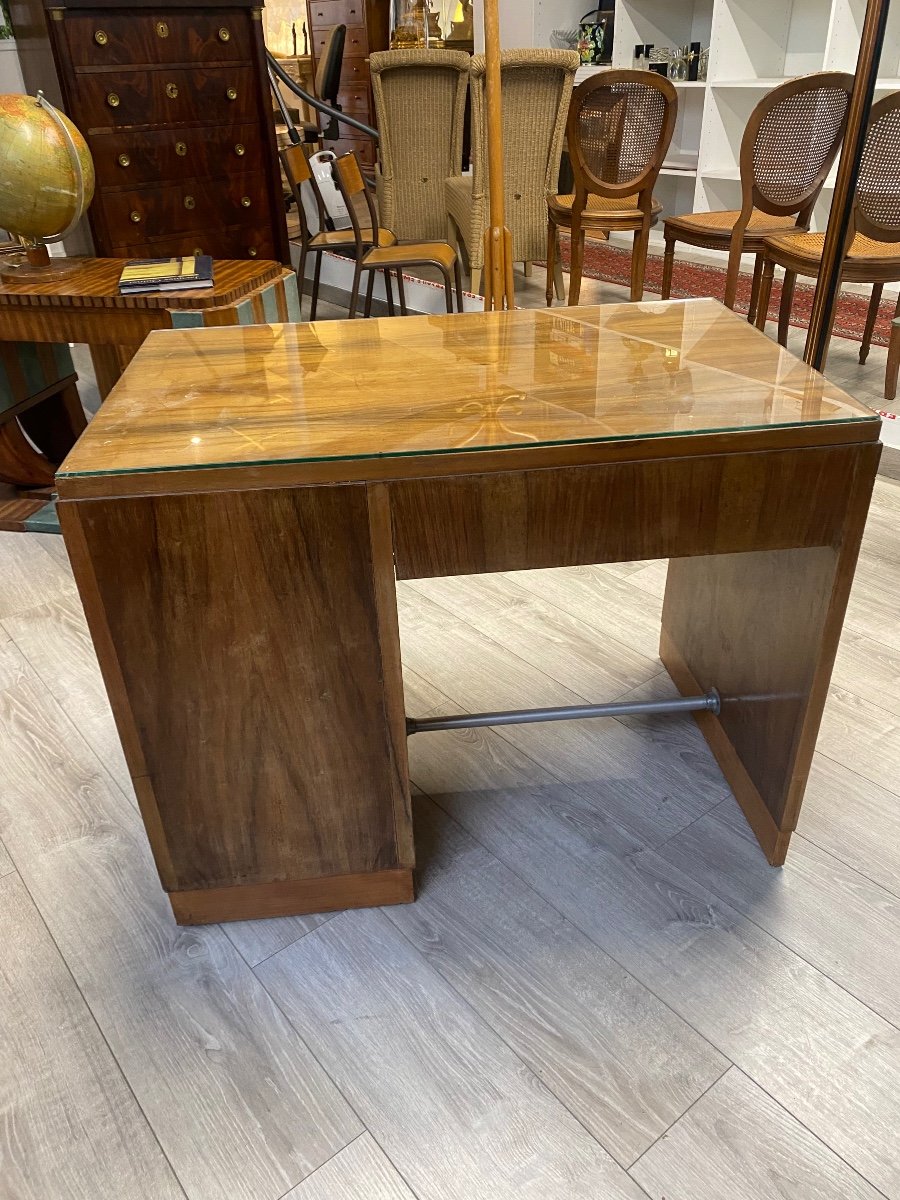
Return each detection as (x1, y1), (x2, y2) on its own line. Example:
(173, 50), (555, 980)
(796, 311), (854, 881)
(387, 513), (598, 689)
(0, 91), (95, 281)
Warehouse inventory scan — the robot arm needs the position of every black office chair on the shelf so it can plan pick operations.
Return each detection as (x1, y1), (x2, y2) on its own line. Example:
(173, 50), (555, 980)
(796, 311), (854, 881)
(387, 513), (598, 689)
(303, 25), (346, 144)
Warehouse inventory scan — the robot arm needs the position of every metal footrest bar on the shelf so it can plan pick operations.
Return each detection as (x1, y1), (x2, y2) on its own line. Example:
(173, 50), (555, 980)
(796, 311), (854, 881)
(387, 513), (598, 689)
(406, 689), (721, 735)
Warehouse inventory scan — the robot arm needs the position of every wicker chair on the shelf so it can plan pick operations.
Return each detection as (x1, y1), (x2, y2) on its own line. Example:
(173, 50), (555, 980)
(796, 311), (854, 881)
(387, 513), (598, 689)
(370, 49), (471, 243)
(332, 151), (463, 318)
(281, 143), (397, 319)
(446, 49), (579, 296)
(547, 70), (676, 306)
(662, 73), (853, 320)
(756, 90), (900, 374)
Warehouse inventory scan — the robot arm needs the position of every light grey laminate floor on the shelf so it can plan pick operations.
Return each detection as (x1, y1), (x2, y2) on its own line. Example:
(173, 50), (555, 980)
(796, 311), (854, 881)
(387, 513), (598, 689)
(2, 267), (899, 1199)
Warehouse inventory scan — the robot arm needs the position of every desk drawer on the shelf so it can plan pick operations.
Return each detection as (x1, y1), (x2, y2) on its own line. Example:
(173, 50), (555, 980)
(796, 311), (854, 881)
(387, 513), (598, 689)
(100, 172), (267, 244)
(92, 123), (264, 188)
(64, 10), (253, 67)
(78, 66), (257, 131)
(308, 0), (366, 27)
(312, 23), (368, 60)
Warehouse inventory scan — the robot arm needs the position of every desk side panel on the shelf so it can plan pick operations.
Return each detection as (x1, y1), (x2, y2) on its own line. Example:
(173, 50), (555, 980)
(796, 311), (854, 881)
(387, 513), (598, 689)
(59, 482), (413, 914)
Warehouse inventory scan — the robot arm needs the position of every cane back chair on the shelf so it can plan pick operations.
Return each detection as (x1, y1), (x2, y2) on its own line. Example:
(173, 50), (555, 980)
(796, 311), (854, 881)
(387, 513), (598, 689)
(546, 69), (677, 306)
(281, 143), (397, 319)
(370, 49), (471, 243)
(756, 89), (900, 375)
(446, 49), (579, 296)
(332, 151), (463, 318)
(662, 73), (853, 320)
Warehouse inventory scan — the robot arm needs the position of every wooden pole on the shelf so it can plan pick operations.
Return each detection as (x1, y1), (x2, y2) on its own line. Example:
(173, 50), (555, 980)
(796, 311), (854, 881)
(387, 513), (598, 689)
(481, 0), (515, 310)
(804, 0), (890, 370)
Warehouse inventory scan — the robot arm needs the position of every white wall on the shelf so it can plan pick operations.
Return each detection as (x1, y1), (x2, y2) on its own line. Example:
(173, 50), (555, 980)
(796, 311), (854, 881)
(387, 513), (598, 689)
(0, 39), (25, 93)
(473, 0), (588, 51)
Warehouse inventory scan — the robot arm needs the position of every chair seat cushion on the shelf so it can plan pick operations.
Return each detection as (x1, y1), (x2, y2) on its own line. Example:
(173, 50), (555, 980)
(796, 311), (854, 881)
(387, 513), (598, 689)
(365, 241), (457, 270)
(665, 209), (799, 244)
(764, 229), (900, 264)
(549, 193), (662, 225)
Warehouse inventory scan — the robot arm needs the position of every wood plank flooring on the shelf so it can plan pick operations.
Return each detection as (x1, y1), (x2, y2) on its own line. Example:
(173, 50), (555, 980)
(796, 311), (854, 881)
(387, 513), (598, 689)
(0, 477), (898, 1199)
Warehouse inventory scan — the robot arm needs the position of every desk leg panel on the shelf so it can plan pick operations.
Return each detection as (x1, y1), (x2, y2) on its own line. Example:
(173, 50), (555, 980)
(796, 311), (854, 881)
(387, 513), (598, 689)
(660, 442), (880, 865)
(59, 482), (413, 923)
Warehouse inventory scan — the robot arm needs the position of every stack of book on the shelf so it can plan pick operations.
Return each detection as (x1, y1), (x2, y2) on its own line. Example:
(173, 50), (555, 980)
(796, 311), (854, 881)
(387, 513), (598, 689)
(118, 256), (214, 295)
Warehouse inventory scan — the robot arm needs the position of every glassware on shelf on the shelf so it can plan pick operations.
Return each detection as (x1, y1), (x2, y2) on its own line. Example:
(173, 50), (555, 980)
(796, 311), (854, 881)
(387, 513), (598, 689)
(698, 46), (710, 82)
(390, 0), (444, 49)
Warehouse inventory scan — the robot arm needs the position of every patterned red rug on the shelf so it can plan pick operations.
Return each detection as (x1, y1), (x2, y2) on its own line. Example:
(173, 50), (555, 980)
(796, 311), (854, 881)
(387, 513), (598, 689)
(553, 238), (895, 348)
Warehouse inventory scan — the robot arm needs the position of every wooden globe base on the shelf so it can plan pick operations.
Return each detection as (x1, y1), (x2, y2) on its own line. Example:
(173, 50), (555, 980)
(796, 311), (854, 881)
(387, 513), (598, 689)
(0, 244), (83, 284)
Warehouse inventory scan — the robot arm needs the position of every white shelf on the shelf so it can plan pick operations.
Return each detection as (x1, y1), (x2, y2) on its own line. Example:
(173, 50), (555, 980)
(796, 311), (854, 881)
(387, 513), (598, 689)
(708, 78), (790, 87)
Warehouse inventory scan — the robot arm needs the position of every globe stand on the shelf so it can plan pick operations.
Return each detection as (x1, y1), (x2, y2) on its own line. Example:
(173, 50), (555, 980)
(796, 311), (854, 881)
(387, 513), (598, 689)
(0, 243), (83, 285)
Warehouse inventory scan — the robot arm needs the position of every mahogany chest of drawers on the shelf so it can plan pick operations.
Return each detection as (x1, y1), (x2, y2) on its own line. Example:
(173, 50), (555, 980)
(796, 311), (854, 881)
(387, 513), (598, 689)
(305, 0), (389, 169)
(23, 0), (290, 262)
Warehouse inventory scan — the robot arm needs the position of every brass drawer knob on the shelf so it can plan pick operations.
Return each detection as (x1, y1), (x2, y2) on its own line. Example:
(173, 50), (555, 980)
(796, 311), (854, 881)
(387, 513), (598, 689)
(193, 247), (203, 255)
(240, 195), (251, 208)
(234, 142), (246, 156)
(107, 92), (120, 108)
(247, 247), (257, 257)
(175, 141), (187, 156)
(94, 29), (108, 45)
(184, 195), (196, 210)
(117, 153), (130, 167)
(225, 86), (237, 100)
(166, 82), (179, 99)
(217, 27), (230, 41)
(130, 211), (141, 223)
(156, 20), (169, 37)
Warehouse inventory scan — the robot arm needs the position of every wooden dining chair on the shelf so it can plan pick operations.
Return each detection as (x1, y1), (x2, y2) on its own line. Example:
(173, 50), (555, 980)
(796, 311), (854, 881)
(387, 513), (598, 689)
(546, 69), (677, 307)
(280, 143), (397, 319)
(662, 73), (853, 321)
(332, 151), (464, 318)
(755, 90), (900, 372)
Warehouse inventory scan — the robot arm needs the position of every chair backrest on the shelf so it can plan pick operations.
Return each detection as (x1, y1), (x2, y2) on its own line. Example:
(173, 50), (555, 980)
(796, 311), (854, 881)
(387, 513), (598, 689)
(469, 49), (580, 260)
(370, 48), (470, 241)
(315, 24), (346, 105)
(740, 72), (853, 220)
(566, 69), (676, 206)
(853, 89), (900, 244)
(333, 151), (379, 256)
(280, 143), (319, 250)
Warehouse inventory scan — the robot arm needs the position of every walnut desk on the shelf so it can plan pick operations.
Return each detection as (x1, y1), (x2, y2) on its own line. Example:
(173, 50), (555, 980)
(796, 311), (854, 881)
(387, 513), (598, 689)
(56, 299), (881, 925)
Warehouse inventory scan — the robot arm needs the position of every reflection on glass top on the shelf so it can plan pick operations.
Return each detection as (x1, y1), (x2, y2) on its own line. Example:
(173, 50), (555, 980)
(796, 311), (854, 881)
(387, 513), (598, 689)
(59, 298), (878, 479)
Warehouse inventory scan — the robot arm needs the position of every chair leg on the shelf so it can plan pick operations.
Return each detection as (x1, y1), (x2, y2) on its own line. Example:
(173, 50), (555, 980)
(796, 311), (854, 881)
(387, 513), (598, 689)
(440, 267), (454, 314)
(384, 269), (395, 317)
(453, 259), (464, 312)
(363, 269), (376, 318)
(724, 233), (745, 311)
(861, 283), (883, 365)
(777, 270), (796, 347)
(756, 258), (775, 331)
(296, 246), (308, 319)
(523, 260), (533, 278)
(471, 267), (482, 296)
(310, 251), (324, 321)
(553, 253), (565, 301)
(630, 222), (651, 303)
(545, 221), (557, 307)
(348, 260), (363, 319)
(396, 269), (407, 316)
(886, 316), (900, 403)
(568, 225), (586, 306)
(661, 232), (675, 300)
(748, 255), (763, 324)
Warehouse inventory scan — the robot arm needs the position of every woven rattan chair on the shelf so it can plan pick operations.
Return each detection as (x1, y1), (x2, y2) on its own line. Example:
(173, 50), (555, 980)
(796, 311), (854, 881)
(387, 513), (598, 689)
(662, 73), (853, 320)
(756, 90), (900, 373)
(370, 49), (471, 243)
(281, 143), (397, 318)
(332, 151), (463, 317)
(547, 70), (676, 306)
(446, 49), (579, 296)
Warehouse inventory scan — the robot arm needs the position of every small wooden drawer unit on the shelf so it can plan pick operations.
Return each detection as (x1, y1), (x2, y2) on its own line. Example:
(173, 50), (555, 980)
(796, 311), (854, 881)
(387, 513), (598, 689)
(42, 0), (289, 263)
(305, 0), (389, 167)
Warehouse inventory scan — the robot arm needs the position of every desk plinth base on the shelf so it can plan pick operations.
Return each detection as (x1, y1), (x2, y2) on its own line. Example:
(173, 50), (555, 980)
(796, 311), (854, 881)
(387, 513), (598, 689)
(169, 868), (415, 925)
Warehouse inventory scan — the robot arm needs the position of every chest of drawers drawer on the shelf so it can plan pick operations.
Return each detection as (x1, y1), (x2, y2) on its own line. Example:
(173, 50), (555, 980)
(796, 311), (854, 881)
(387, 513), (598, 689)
(335, 84), (371, 115)
(327, 135), (375, 168)
(92, 123), (264, 188)
(308, 0), (366, 27)
(100, 172), (267, 245)
(78, 65), (257, 132)
(311, 22), (368, 60)
(112, 224), (277, 262)
(63, 10), (252, 67)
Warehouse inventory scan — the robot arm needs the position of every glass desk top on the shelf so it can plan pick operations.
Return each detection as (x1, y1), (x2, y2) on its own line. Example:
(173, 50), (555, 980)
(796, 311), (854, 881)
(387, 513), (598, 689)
(58, 299), (879, 483)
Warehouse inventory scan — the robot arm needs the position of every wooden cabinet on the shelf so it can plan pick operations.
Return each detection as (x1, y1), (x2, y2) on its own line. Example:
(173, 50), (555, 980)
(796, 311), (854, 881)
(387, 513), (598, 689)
(19, 0), (289, 262)
(305, 0), (389, 170)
